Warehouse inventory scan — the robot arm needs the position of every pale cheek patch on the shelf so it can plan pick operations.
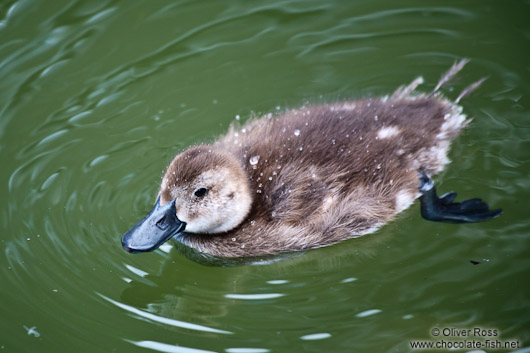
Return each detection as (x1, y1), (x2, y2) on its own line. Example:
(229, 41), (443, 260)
(377, 126), (400, 139)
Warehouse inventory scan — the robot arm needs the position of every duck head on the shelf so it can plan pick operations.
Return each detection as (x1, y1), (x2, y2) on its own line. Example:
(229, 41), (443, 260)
(121, 146), (253, 253)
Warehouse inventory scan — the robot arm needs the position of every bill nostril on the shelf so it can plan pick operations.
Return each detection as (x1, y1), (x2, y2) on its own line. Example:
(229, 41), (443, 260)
(156, 216), (169, 230)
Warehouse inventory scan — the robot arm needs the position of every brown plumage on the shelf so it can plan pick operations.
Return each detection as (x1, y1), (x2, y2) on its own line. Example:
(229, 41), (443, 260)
(123, 60), (488, 259)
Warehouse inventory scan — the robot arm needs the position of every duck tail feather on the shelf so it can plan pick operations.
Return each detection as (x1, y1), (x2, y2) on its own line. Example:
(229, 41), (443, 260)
(433, 58), (470, 93)
(455, 77), (488, 103)
(392, 76), (424, 100)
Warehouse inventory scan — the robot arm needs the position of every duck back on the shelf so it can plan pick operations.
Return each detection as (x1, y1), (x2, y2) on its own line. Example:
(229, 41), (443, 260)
(179, 86), (466, 257)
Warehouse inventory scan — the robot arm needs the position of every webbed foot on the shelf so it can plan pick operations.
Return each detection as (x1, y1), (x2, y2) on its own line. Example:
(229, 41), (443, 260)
(419, 172), (502, 223)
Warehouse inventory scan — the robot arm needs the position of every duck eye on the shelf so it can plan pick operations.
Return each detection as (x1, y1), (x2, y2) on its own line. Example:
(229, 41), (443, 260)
(193, 187), (208, 198)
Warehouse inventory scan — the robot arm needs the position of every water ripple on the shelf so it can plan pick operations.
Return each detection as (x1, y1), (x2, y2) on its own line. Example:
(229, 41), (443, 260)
(225, 349), (270, 353)
(85, 7), (117, 24)
(355, 309), (382, 318)
(300, 333), (332, 341)
(295, 29), (459, 57)
(97, 3), (326, 93)
(0, 1), (528, 352)
(349, 7), (474, 22)
(98, 293), (233, 335)
(126, 340), (217, 353)
(224, 293), (285, 300)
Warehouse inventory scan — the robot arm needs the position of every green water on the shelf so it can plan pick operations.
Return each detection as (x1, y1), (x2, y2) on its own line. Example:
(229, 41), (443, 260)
(1, 1), (529, 352)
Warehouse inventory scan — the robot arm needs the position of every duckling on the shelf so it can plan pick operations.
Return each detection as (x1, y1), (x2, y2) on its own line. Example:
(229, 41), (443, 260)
(121, 60), (501, 259)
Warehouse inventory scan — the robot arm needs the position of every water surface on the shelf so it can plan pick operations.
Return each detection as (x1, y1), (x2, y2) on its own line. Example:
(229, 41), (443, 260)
(1, 1), (529, 352)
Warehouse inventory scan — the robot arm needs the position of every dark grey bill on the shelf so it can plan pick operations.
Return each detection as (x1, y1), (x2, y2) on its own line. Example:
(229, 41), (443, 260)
(121, 197), (186, 253)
